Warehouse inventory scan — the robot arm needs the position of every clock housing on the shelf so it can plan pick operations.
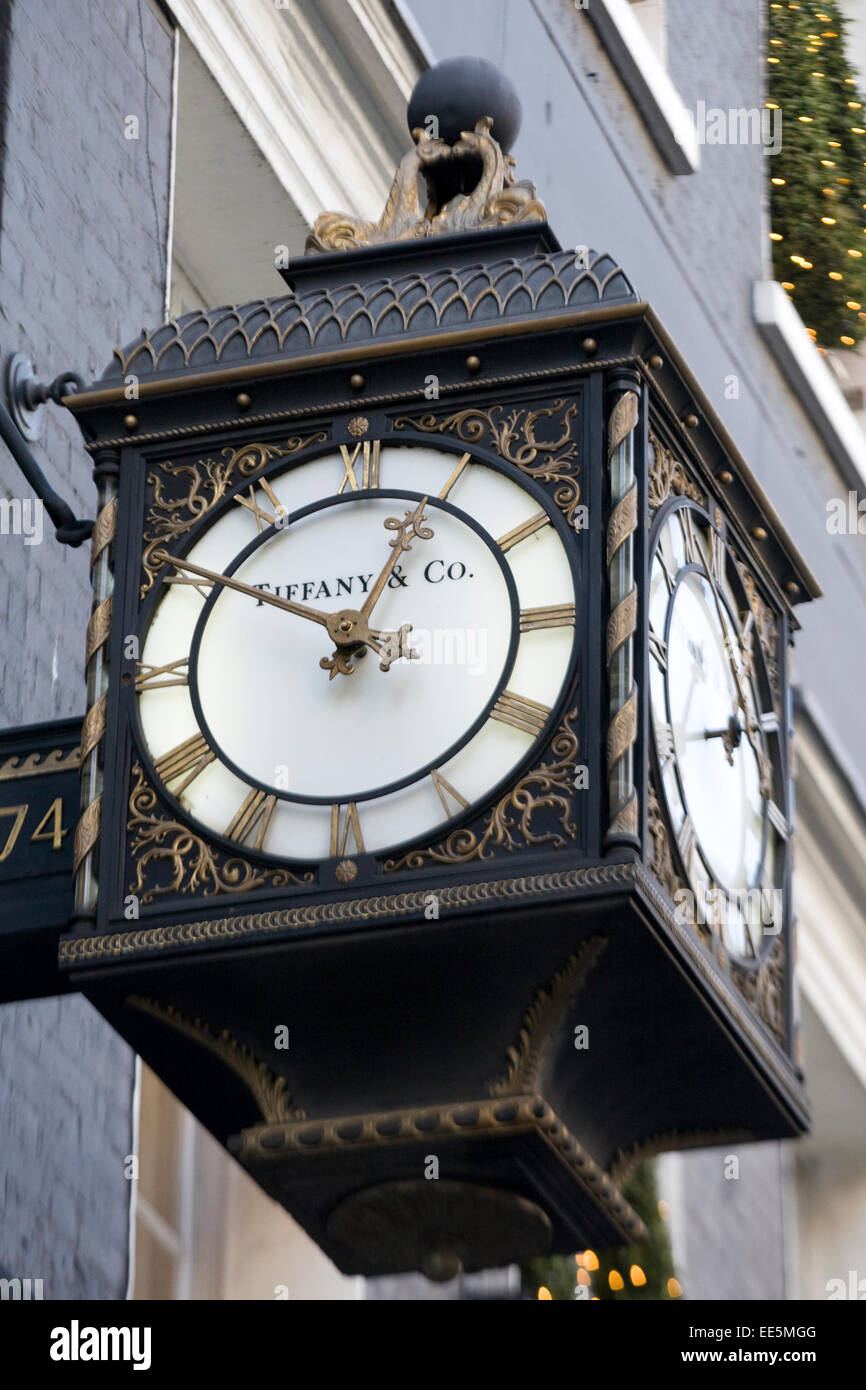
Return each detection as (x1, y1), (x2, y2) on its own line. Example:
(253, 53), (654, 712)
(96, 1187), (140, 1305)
(58, 217), (818, 1276)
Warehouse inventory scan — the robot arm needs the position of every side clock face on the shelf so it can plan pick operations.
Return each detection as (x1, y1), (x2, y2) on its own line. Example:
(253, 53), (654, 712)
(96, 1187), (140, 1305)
(135, 443), (577, 862)
(648, 498), (789, 961)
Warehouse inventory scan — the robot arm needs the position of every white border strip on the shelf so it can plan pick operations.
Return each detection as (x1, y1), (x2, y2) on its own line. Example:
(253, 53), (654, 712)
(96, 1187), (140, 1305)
(391, 0), (436, 67)
(754, 280), (866, 493)
(163, 24), (180, 322)
(125, 1054), (142, 1300)
(583, 0), (699, 174)
(169, 0), (421, 225)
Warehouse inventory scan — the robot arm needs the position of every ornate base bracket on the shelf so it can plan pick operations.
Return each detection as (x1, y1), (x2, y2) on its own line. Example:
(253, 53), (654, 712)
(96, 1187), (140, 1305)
(231, 1093), (646, 1276)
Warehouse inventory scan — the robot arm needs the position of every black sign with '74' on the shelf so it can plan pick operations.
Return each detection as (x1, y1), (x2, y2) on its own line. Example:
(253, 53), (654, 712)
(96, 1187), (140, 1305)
(0, 716), (81, 1002)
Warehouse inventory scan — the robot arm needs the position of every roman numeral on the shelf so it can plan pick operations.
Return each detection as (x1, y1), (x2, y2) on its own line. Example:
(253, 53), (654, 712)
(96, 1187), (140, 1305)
(680, 509), (701, 565)
(338, 441), (380, 493)
(655, 548), (676, 594)
(134, 658), (189, 692)
(519, 603), (576, 632)
(710, 527), (727, 587)
(497, 511), (550, 553)
(224, 788), (277, 850)
(649, 625), (668, 671)
(431, 769), (470, 818)
(165, 572), (213, 600)
(491, 690), (550, 737)
(438, 452), (471, 501)
(234, 479), (287, 532)
(655, 720), (675, 771)
(154, 733), (216, 796)
(330, 801), (365, 857)
(739, 608), (755, 647)
(677, 813), (696, 865)
(742, 906), (760, 958)
(767, 799), (790, 840)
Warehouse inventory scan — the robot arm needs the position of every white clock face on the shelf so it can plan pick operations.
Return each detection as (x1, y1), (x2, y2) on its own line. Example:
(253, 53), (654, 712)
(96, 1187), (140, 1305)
(666, 568), (764, 892)
(648, 500), (787, 961)
(136, 443), (577, 861)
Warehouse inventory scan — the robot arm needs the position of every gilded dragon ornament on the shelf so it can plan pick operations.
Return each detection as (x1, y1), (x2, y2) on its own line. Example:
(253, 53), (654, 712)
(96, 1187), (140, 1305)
(307, 118), (545, 252)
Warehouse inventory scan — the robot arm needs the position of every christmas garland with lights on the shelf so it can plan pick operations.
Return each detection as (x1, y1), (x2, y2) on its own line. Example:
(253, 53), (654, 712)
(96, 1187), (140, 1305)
(768, 1), (866, 347)
(521, 1162), (681, 1301)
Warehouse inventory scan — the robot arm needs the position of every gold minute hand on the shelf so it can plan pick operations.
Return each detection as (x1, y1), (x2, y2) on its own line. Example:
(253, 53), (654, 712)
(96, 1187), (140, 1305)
(361, 497), (434, 619)
(154, 550), (330, 628)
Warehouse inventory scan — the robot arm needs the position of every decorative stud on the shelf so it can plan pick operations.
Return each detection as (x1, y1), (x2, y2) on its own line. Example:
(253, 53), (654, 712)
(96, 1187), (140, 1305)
(581, 337), (598, 355)
(236, 392), (252, 411)
(347, 416), (369, 438)
(123, 414), (138, 431)
(466, 354), (482, 373)
(335, 859), (358, 884)
(349, 373), (365, 391)
(683, 412), (699, 429)
(752, 525), (768, 541)
(785, 580), (801, 597)
(647, 353), (664, 370)
(717, 468), (734, 485)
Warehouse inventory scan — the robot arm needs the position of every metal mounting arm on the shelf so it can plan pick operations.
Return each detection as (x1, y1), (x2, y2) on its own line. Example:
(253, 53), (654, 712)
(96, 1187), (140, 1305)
(1, 354), (94, 547)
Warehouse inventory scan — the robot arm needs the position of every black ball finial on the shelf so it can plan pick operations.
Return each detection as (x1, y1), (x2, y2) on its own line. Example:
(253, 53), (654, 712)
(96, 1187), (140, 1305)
(407, 56), (522, 152)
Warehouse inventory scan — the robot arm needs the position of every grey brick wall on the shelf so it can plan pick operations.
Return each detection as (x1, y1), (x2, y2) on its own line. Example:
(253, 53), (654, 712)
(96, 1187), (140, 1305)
(0, 0), (173, 1298)
(676, 1144), (788, 1300)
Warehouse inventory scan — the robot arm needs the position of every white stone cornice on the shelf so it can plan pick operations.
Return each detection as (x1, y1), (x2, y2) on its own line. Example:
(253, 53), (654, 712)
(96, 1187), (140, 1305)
(582, 0), (699, 174)
(794, 707), (866, 1091)
(169, 0), (423, 226)
(754, 280), (866, 494)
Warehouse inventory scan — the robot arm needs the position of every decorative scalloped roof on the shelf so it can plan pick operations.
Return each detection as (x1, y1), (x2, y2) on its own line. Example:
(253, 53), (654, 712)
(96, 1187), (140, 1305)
(104, 249), (636, 381)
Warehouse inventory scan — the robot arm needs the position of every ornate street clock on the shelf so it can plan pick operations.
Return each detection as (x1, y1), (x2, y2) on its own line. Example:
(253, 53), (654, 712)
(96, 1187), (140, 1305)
(59, 59), (818, 1278)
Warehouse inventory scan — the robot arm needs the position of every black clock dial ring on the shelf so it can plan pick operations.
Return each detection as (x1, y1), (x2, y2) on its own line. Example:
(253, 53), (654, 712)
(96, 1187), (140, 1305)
(184, 488), (524, 807)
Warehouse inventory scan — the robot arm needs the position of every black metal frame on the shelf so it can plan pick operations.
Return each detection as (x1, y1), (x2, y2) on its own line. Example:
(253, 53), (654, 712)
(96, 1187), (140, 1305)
(58, 271), (808, 1104)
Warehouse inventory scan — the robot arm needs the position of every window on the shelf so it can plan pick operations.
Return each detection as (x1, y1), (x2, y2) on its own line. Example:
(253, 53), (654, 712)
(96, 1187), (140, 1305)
(583, 0), (698, 174)
(131, 1064), (227, 1299)
(131, 1063), (361, 1300)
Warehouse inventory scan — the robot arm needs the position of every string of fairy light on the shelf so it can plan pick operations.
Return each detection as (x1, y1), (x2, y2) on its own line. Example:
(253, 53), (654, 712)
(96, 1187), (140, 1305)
(534, 1198), (683, 1301)
(767, 1), (866, 347)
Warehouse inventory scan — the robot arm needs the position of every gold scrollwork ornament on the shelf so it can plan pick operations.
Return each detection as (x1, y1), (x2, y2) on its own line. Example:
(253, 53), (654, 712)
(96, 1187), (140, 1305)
(647, 433), (704, 512)
(394, 399), (582, 528)
(127, 762), (312, 903)
(385, 706), (579, 871)
(140, 434), (327, 599)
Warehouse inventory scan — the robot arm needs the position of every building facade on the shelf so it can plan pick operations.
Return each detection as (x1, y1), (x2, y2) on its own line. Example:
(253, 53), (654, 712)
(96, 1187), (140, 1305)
(1, 0), (864, 1300)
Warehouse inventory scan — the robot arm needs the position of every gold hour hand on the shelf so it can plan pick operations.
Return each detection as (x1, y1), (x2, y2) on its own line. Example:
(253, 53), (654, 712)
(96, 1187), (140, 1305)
(702, 564), (772, 795)
(702, 714), (743, 766)
(320, 622), (418, 679)
(370, 623), (418, 671)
